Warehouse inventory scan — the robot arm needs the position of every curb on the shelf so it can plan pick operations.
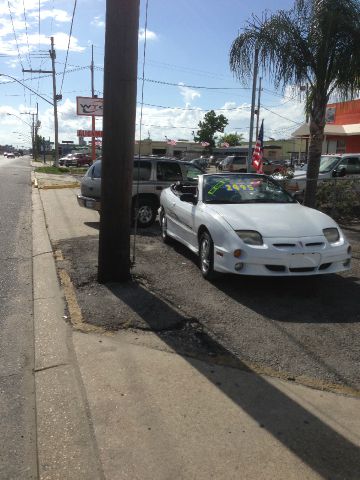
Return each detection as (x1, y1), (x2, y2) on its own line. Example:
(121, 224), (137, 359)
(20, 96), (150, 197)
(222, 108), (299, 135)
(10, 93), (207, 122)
(37, 182), (80, 190)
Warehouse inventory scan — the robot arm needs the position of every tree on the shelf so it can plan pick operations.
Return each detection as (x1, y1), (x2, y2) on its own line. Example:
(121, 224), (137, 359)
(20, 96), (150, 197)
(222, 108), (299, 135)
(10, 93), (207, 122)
(217, 132), (244, 147)
(229, 0), (360, 207)
(194, 110), (228, 150)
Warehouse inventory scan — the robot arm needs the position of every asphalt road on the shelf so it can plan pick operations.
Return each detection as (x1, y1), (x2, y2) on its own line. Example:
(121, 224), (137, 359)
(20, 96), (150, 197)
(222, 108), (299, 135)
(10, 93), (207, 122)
(0, 155), (37, 479)
(39, 185), (360, 394)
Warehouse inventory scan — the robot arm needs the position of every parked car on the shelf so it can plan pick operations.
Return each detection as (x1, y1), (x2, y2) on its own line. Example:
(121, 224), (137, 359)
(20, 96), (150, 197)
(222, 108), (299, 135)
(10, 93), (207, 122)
(59, 153), (92, 167)
(77, 157), (203, 227)
(190, 157), (208, 172)
(220, 155), (248, 172)
(158, 172), (351, 279)
(289, 154), (360, 195)
(220, 155), (287, 175)
(6, 152), (15, 159)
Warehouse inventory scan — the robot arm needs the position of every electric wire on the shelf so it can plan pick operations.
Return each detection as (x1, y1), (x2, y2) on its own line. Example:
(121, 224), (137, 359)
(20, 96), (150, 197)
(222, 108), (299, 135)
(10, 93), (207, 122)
(261, 105), (303, 125)
(22, 0), (32, 69)
(7, 1), (25, 71)
(60, 0), (78, 95)
(133, 0), (149, 264)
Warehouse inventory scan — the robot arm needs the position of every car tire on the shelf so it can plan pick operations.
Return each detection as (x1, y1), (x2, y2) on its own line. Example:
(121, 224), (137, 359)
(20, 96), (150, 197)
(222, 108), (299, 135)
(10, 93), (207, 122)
(160, 209), (172, 244)
(133, 198), (157, 228)
(199, 231), (217, 280)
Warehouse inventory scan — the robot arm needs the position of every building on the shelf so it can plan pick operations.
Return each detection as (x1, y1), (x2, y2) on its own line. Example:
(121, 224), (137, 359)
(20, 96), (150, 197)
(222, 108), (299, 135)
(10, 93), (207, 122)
(134, 139), (204, 159)
(292, 98), (360, 154)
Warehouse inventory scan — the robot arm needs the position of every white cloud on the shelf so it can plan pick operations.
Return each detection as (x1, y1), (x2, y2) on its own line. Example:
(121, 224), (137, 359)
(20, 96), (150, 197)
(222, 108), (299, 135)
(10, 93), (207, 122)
(29, 9), (72, 22)
(178, 84), (201, 104)
(138, 28), (158, 42)
(134, 94), (306, 142)
(91, 16), (105, 28)
(14, 32), (85, 52)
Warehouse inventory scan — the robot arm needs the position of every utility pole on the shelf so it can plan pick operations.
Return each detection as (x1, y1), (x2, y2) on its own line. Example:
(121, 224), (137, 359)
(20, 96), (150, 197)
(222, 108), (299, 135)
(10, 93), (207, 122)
(90, 44), (96, 163)
(50, 37), (60, 167)
(247, 48), (259, 172)
(98, 0), (140, 283)
(255, 77), (262, 139)
(22, 38), (61, 166)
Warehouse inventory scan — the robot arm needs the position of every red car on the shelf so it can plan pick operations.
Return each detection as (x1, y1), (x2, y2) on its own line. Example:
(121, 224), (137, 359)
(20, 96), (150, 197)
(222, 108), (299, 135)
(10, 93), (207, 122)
(60, 153), (92, 167)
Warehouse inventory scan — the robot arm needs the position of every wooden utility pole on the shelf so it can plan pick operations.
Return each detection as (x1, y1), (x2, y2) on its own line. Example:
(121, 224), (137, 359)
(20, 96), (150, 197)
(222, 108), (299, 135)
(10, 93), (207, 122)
(98, 0), (140, 283)
(247, 48), (259, 172)
(24, 40), (60, 166)
(50, 37), (59, 167)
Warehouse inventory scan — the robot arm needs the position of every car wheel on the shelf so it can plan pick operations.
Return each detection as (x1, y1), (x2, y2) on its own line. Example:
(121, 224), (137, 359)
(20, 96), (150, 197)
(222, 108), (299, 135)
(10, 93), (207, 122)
(134, 199), (157, 228)
(160, 209), (172, 244)
(199, 231), (217, 280)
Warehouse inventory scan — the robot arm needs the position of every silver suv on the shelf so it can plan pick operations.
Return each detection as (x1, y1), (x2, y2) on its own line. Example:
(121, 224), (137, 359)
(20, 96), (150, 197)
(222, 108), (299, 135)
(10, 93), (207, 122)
(77, 157), (203, 227)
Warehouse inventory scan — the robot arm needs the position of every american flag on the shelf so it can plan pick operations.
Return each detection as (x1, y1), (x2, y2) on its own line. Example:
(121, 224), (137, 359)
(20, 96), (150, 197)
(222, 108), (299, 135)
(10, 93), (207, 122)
(221, 142), (230, 148)
(252, 120), (264, 174)
(167, 139), (177, 145)
(201, 141), (210, 147)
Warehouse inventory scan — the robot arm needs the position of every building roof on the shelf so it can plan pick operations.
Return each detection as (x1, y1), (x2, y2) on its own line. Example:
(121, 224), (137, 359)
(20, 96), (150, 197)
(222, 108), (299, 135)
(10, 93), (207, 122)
(292, 123), (360, 138)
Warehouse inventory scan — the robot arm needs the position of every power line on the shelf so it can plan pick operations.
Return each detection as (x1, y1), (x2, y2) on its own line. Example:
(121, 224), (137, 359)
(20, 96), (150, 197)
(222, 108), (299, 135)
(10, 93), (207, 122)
(7, 1), (24, 71)
(22, 0), (32, 69)
(60, 0), (78, 95)
(261, 105), (303, 125)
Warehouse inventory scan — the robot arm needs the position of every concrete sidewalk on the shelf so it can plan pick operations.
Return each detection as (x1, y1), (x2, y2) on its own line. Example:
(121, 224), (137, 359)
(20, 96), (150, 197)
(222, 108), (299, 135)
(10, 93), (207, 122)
(32, 176), (360, 479)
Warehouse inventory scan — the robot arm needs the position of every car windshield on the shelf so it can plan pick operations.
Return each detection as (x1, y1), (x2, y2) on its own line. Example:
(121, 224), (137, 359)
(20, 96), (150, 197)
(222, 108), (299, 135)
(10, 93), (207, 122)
(184, 163), (202, 181)
(319, 156), (340, 173)
(203, 174), (296, 204)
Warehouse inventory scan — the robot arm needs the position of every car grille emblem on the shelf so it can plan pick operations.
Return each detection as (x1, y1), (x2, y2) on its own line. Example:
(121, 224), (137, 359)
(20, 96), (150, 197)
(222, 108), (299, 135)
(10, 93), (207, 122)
(298, 241), (304, 248)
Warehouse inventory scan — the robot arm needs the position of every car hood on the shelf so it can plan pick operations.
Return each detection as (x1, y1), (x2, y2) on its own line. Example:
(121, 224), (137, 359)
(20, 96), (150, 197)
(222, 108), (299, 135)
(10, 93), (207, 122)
(207, 203), (335, 237)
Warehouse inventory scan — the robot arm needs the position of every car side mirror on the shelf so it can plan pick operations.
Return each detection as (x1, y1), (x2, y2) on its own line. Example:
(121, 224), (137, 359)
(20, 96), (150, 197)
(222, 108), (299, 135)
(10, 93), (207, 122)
(180, 193), (197, 204)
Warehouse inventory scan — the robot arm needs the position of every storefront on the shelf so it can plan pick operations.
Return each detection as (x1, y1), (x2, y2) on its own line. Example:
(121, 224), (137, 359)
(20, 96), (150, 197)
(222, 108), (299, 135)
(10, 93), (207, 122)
(292, 99), (360, 154)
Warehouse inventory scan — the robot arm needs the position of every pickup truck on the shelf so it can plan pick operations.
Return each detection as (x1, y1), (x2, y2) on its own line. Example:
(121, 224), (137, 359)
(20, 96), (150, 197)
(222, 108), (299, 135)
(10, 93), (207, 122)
(288, 154), (360, 195)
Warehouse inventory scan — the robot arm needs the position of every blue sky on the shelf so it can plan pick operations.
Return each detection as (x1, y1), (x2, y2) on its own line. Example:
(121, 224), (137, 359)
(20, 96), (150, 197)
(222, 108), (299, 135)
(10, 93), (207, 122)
(0, 0), (306, 149)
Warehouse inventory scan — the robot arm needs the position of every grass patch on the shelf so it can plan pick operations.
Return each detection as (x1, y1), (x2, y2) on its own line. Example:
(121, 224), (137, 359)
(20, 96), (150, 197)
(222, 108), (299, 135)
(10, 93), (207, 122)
(35, 166), (70, 174)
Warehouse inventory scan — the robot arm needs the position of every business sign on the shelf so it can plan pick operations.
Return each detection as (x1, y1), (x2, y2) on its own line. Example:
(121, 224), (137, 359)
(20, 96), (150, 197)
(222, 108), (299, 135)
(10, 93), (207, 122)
(325, 106), (336, 124)
(77, 130), (103, 137)
(76, 96), (103, 116)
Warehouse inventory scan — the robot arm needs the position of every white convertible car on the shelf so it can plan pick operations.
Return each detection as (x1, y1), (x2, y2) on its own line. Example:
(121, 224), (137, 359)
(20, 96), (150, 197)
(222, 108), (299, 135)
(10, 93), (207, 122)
(159, 173), (351, 279)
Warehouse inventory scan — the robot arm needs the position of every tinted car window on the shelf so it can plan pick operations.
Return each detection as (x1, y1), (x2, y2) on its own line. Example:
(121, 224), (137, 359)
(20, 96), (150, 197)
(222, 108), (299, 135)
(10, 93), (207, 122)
(157, 161), (182, 181)
(133, 161), (152, 181)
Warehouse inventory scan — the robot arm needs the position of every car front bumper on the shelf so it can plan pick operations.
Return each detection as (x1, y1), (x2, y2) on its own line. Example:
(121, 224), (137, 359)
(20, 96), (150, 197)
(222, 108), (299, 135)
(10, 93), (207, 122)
(213, 236), (351, 276)
(77, 194), (101, 211)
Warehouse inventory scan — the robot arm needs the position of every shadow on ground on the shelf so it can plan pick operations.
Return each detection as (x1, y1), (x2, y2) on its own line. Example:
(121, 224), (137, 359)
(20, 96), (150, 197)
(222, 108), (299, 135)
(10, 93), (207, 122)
(54, 234), (360, 479)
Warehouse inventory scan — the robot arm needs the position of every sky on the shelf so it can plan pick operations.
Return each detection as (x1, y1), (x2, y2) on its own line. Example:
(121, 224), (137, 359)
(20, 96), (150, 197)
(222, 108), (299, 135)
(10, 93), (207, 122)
(0, 0), (308, 149)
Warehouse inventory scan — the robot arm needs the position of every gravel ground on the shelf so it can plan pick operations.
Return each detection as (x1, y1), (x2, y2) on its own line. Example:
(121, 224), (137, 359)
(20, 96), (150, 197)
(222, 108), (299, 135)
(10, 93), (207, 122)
(54, 224), (360, 394)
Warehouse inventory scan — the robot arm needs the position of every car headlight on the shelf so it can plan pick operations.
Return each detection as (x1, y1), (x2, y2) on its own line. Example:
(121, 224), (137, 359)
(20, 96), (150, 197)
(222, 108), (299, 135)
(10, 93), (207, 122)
(236, 230), (263, 246)
(323, 227), (340, 243)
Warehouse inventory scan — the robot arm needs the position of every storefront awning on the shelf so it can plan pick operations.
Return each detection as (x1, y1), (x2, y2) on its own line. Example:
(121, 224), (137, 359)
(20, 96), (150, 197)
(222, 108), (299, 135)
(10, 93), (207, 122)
(292, 123), (360, 138)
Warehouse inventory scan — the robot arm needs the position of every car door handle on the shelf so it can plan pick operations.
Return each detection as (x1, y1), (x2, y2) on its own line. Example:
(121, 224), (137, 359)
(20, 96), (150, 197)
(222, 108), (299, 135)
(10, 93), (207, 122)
(156, 186), (162, 191)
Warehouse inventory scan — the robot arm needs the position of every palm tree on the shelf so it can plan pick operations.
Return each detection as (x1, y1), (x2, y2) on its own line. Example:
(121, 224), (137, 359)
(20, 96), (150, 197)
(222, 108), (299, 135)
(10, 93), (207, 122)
(229, 0), (360, 207)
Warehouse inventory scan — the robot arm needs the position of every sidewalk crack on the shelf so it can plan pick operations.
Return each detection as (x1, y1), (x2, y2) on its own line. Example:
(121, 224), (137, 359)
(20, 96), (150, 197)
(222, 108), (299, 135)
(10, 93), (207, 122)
(34, 363), (68, 373)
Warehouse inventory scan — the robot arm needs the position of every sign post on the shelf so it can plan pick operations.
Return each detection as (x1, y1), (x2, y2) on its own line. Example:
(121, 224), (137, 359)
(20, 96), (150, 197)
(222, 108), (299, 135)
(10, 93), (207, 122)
(76, 96), (103, 161)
